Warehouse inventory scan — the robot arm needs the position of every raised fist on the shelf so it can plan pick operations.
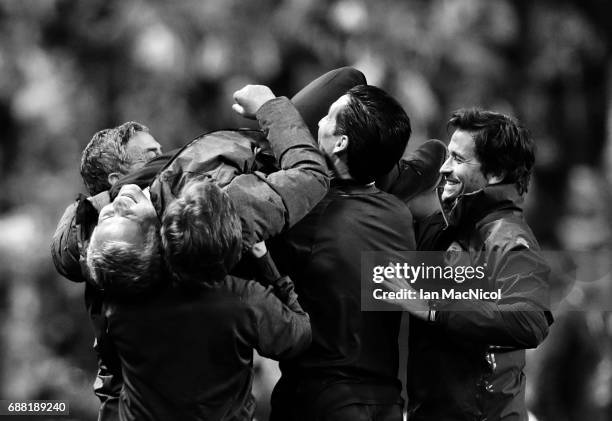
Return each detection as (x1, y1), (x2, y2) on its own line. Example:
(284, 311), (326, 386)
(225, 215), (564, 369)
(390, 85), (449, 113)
(232, 85), (276, 119)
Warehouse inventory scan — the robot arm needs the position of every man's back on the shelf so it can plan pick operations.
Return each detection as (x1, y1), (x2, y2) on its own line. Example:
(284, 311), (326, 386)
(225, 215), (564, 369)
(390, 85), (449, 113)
(271, 181), (415, 419)
(105, 276), (310, 421)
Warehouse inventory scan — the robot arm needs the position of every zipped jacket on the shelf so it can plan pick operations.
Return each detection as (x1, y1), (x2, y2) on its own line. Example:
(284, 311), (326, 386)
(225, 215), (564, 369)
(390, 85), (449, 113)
(408, 184), (553, 421)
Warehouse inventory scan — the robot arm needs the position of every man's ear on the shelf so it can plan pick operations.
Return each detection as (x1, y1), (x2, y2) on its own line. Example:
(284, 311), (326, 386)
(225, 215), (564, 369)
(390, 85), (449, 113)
(108, 172), (121, 186)
(487, 171), (506, 185)
(332, 135), (349, 154)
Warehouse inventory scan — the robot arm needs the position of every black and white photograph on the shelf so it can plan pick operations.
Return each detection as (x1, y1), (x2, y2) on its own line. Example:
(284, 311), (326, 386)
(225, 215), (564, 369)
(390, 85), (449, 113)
(0, 1), (611, 420)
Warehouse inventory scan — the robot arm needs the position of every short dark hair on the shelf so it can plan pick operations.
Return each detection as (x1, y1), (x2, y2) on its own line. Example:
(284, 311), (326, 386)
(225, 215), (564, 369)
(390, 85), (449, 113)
(80, 121), (149, 195)
(448, 108), (535, 195)
(334, 85), (411, 184)
(161, 179), (242, 287)
(86, 223), (163, 299)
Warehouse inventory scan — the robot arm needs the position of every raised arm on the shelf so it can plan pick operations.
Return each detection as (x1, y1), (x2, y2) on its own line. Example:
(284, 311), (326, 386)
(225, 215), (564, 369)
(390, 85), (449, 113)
(227, 85), (329, 248)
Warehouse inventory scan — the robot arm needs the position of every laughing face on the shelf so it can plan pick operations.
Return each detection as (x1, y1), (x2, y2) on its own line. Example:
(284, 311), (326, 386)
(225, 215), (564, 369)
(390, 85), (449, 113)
(91, 184), (158, 248)
(439, 129), (489, 203)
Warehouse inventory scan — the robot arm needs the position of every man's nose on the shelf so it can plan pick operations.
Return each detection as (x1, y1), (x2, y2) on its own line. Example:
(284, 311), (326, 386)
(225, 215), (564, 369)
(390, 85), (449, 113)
(112, 197), (131, 214)
(439, 156), (452, 174)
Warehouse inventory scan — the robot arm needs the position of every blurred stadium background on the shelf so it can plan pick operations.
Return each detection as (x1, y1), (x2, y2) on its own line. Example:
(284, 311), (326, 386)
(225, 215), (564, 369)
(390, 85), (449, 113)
(0, 0), (611, 420)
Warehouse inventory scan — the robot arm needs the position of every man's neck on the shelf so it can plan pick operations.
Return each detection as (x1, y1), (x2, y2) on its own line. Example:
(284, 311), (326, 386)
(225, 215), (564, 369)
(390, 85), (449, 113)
(327, 155), (353, 181)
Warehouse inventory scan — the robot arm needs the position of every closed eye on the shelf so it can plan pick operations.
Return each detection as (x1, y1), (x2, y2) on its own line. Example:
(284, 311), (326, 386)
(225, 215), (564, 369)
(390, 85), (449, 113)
(98, 208), (114, 221)
(451, 153), (466, 163)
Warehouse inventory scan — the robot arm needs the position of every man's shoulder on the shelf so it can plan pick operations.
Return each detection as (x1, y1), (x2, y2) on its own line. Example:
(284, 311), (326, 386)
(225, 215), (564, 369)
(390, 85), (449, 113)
(479, 212), (540, 252)
(329, 183), (411, 208)
(222, 275), (274, 303)
(108, 278), (264, 316)
(317, 186), (411, 223)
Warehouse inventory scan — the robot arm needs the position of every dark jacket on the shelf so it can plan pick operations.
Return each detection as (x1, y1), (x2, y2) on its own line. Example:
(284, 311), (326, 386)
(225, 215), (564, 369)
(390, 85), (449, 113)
(408, 184), (553, 421)
(49, 97), (329, 418)
(50, 96), (329, 284)
(106, 276), (310, 421)
(149, 97), (329, 252)
(51, 191), (123, 418)
(270, 181), (416, 420)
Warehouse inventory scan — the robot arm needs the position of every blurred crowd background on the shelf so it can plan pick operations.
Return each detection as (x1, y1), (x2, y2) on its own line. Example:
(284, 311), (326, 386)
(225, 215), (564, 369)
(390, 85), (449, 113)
(0, 0), (611, 420)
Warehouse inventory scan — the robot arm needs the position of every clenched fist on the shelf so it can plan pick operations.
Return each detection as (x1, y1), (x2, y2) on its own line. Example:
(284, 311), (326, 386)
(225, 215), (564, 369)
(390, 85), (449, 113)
(232, 85), (276, 119)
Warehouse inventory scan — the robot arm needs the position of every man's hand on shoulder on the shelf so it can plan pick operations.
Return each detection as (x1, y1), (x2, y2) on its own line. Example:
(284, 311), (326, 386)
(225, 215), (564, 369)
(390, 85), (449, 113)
(232, 85), (276, 119)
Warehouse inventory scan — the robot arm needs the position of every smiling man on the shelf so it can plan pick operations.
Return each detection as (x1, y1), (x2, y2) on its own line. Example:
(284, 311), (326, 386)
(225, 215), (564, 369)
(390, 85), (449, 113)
(440, 111), (530, 206)
(440, 129), (497, 202)
(86, 184), (162, 297)
(395, 108), (553, 421)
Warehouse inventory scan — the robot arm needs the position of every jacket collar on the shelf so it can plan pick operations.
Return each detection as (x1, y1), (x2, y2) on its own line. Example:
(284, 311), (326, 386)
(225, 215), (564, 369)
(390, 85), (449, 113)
(443, 184), (524, 229)
(331, 177), (379, 195)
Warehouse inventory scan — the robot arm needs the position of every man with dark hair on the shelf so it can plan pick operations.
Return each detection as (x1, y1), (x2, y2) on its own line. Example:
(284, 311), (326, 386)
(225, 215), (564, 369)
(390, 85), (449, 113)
(92, 179), (311, 420)
(268, 85), (415, 421)
(318, 85), (412, 183)
(388, 108), (553, 421)
(333, 86), (412, 184)
(442, 108), (534, 202)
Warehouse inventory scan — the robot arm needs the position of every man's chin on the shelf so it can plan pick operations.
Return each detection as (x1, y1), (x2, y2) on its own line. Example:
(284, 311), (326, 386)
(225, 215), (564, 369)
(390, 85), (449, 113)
(441, 186), (460, 203)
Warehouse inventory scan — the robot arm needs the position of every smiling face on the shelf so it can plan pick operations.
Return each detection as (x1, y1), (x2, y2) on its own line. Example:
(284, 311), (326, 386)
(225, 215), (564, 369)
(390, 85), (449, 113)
(439, 129), (489, 203)
(92, 184), (158, 248)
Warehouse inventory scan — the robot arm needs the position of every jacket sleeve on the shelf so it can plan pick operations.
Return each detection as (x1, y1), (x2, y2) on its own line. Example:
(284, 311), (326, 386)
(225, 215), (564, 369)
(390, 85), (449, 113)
(51, 202), (83, 282)
(241, 279), (312, 360)
(435, 246), (552, 349)
(50, 192), (111, 283)
(225, 97), (330, 249)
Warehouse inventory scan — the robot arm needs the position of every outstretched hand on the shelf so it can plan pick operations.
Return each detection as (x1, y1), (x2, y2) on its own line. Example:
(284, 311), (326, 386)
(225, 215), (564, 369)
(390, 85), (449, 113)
(232, 85), (276, 119)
